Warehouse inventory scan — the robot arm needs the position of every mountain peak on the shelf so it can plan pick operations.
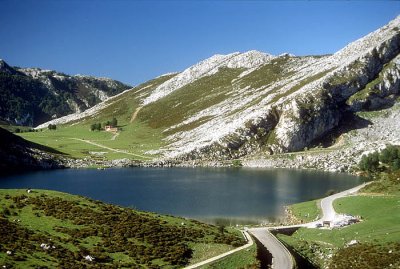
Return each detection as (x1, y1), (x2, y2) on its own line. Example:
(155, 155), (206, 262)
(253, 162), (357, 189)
(332, 15), (400, 65)
(0, 59), (17, 75)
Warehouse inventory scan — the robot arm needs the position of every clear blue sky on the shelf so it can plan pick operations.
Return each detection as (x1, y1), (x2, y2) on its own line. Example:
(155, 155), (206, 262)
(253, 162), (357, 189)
(1, 1), (399, 86)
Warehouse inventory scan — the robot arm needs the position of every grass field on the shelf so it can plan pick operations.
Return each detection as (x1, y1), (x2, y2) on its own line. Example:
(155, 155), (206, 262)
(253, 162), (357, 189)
(199, 241), (258, 269)
(278, 181), (400, 268)
(18, 117), (164, 161)
(0, 189), (246, 268)
(287, 199), (321, 223)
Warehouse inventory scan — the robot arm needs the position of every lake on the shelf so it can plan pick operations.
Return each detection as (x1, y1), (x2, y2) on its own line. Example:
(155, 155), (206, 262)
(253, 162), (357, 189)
(0, 167), (362, 224)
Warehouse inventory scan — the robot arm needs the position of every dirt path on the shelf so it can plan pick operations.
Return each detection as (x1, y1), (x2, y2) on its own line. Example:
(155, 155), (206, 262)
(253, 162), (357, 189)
(130, 106), (142, 123)
(110, 132), (119, 141)
(71, 138), (151, 159)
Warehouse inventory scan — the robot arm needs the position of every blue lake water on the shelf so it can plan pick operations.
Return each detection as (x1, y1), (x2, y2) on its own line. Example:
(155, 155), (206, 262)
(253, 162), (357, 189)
(0, 167), (362, 224)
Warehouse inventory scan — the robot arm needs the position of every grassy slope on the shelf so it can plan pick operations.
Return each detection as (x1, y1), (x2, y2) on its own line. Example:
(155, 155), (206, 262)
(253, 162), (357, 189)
(278, 173), (400, 268)
(287, 199), (321, 223)
(17, 75), (175, 161)
(138, 67), (245, 133)
(0, 189), (245, 269)
(199, 242), (258, 269)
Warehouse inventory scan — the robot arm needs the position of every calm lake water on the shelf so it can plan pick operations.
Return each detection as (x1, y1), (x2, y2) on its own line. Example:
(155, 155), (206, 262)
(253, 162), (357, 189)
(0, 167), (362, 224)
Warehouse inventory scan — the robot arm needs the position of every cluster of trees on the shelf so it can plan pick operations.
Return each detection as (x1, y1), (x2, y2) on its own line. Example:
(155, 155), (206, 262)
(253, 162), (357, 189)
(48, 124), (57, 130)
(14, 128), (38, 133)
(90, 123), (102, 131)
(90, 118), (118, 131)
(1, 192), (245, 268)
(359, 145), (400, 172)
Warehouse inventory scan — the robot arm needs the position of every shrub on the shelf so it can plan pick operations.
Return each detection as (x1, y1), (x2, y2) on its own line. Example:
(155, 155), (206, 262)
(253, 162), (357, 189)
(48, 124), (57, 130)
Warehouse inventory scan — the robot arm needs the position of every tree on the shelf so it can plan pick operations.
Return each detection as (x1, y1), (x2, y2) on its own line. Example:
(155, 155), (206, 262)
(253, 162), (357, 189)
(393, 159), (400, 171)
(111, 117), (118, 127)
(48, 124), (56, 130)
(379, 145), (398, 164)
(104, 121), (111, 128)
(90, 124), (96, 131)
(359, 152), (379, 172)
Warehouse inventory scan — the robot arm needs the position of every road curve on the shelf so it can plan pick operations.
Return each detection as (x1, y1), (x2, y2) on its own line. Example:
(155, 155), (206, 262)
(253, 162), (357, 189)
(183, 230), (254, 269)
(249, 227), (294, 269)
(303, 181), (371, 228)
(249, 182), (370, 268)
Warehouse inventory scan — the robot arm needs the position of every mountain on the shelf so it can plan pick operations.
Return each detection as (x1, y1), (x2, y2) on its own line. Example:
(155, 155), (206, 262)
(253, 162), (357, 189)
(0, 60), (131, 126)
(34, 16), (400, 168)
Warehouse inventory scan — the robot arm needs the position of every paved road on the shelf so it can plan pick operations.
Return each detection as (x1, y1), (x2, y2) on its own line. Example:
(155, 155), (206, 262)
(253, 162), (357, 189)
(183, 230), (254, 269)
(303, 182), (371, 228)
(249, 227), (293, 269)
(249, 182), (370, 268)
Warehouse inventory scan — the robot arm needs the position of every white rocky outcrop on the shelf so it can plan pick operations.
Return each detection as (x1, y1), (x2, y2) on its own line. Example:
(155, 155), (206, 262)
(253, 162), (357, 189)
(143, 50), (274, 105)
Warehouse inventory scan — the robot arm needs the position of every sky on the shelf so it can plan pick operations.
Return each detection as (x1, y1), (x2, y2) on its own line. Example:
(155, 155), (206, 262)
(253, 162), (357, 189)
(1, 1), (399, 86)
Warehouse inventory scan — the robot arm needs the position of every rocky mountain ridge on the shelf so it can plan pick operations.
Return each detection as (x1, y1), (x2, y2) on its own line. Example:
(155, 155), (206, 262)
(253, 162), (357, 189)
(0, 60), (131, 126)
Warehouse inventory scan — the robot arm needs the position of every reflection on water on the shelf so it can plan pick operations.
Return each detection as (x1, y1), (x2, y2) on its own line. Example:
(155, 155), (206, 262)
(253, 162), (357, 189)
(0, 167), (361, 224)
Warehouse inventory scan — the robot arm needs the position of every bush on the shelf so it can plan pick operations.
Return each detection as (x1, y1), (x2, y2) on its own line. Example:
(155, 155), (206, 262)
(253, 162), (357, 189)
(359, 152), (379, 172)
(90, 123), (102, 131)
(359, 145), (400, 172)
(48, 124), (57, 130)
(232, 160), (242, 167)
(379, 145), (399, 164)
(393, 159), (400, 171)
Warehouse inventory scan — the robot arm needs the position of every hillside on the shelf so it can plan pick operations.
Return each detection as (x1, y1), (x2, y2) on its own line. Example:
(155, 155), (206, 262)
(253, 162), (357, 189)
(0, 127), (63, 175)
(0, 189), (245, 268)
(0, 60), (131, 126)
(22, 16), (400, 169)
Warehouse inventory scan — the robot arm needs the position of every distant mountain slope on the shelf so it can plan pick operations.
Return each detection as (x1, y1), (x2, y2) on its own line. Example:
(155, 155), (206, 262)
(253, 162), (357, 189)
(36, 16), (400, 165)
(0, 60), (131, 126)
